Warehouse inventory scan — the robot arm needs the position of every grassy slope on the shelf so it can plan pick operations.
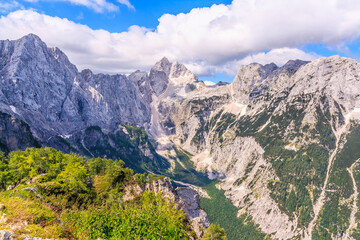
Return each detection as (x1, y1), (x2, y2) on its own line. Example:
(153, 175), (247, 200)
(0, 193), (62, 239)
(201, 182), (266, 240)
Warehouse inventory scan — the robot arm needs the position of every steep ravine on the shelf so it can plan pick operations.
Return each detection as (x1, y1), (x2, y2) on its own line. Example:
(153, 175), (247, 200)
(307, 124), (342, 238)
(346, 159), (359, 238)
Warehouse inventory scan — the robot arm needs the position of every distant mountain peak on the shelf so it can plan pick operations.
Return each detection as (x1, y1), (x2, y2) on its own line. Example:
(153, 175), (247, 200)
(17, 33), (46, 49)
(159, 56), (170, 64)
(280, 59), (309, 74)
(152, 57), (172, 75)
(21, 33), (42, 41)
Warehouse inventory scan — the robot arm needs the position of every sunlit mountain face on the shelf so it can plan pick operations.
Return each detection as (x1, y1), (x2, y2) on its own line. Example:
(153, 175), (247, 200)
(2, 1), (360, 239)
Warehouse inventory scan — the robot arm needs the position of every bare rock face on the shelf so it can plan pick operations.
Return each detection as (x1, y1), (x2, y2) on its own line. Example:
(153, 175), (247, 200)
(149, 57), (171, 96)
(0, 112), (40, 153)
(73, 69), (151, 129)
(0, 34), (151, 141)
(0, 34), (77, 139)
(0, 230), (15, 240)
(0, 230), (50, 240)
(123, 177), (210, 238)
(0, 34), (205, 152)
(123, 177), (176, 202)
(230, 60), (308, 103)
(175, 187), (210, 238)
(128, 70), (153, 104)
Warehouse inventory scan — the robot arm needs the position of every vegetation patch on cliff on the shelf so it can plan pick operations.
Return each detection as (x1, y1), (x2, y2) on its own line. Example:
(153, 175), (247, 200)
(200, 182), (265, 240)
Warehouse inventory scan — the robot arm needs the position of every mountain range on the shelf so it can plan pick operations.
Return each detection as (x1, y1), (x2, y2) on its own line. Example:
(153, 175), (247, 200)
(1, 34), (360, 239)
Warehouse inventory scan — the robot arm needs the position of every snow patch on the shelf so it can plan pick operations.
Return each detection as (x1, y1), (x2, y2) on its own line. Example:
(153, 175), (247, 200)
(51, 47), (59, 60)
(9, 105), (17, 114)
(61, 134), (72, 139)
(204, 81), (216, 86)
(73, 76), (80, 87)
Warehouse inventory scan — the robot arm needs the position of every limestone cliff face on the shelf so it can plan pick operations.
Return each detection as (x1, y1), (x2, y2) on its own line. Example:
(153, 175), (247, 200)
(0, 34), (159, 170)
(0, 112), (40, 153)
(0, 34), (150, 141)
(153, 55), (360, 239)
(162, 56), (360, 239)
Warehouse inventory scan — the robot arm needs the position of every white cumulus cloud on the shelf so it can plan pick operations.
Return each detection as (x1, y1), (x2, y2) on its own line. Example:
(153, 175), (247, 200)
(0, 1), (20, 14)
(236, 48), (318, 67)
(182, 48), (318, 77)
(61, 0), (118, 12)
(23, 0), (134, 12)
(1, 0), (360, 76)
(117, 0), (134, 10)
(225, 48), (319, 75)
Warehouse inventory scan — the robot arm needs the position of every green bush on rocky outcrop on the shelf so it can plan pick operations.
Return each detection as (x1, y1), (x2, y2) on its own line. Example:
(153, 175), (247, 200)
(0, 147), (195, 239)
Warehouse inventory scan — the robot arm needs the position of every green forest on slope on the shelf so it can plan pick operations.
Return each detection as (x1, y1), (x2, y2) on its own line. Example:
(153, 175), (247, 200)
(201, 182), (266, 240)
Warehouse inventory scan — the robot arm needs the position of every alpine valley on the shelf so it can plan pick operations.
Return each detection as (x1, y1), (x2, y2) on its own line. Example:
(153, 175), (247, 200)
(1, 34), (360, 239)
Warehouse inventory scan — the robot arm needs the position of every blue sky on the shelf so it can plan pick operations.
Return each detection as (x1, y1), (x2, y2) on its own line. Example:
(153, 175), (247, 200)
(12, 0), (230, 32)
(1, 0), (360, 83)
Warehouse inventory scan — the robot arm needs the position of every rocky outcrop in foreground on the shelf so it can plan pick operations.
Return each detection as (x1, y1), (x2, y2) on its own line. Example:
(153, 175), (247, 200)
(0, 230), (50, 240)
(123, 177), (210, 238)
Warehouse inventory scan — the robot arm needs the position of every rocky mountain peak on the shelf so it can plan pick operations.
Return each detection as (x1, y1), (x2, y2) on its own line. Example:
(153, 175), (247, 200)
(232, 63), (272, 87)
(283, 55), (360, 120)
(21, 33), (41, 40)
(80, 68), (93, 80)
(147, 57), (200, 96)
(230, 62), (276, 102)
(149, 57), (171, 96)
(11, 34), (53, 65)
(169, 61), (195, 78)
(0, 34), (79, 137)
(289, 55), (359, 94)
(0, 34), (152, 140)
(152, 57), (172, 75)
(1, 33), (77, 78)
(18, 33), (44, 46)
(260, 62), (279, 76)
(229, 59), (312, 102)
(280, 59), (309, 74)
